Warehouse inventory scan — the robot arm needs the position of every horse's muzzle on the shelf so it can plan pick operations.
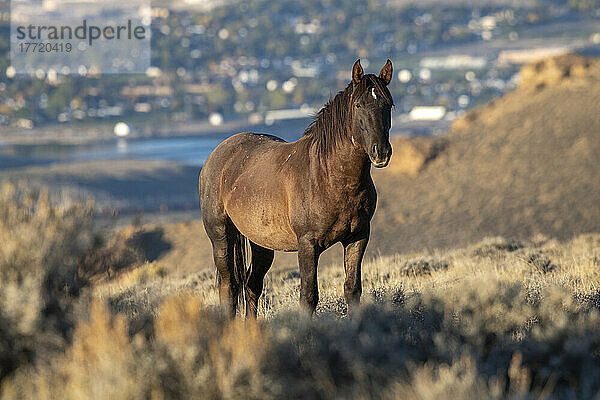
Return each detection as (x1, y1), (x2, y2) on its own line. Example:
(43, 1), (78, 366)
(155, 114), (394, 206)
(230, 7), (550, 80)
(370, 145), (391, 168)
(372, 158), (390, 168)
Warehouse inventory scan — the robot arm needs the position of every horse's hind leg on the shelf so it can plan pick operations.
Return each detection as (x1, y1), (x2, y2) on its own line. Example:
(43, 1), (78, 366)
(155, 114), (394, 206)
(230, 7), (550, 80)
(245, 242), (274, 318)
(206, 217), (240, 317)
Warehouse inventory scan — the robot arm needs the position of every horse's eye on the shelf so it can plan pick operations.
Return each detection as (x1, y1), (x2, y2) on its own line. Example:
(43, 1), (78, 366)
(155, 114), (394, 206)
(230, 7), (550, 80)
(356, 103), (361, 108)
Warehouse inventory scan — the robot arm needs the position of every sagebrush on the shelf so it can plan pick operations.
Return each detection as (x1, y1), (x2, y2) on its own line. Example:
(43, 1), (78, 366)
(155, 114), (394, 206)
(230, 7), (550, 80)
(1, 190), (600, 399)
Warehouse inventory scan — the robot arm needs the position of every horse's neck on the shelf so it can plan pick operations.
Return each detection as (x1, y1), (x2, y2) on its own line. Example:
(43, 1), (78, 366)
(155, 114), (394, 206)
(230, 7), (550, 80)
(330, 141), (372, 184)
(303, 135), (371, 187)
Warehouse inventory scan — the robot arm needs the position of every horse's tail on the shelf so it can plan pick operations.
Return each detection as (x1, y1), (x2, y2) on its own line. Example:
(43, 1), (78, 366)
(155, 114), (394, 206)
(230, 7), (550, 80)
(233, 230), (250, 315)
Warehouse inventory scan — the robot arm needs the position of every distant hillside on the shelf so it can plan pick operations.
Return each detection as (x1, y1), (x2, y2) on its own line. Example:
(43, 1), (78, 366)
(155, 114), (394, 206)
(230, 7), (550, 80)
(73, 54), (599, 272)
(371, 54), (600, 253)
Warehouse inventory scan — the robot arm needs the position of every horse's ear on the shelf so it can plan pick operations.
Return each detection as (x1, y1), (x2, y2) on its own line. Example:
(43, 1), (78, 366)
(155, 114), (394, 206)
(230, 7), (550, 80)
(379, 59), (393, 85)
(352, 59), (364, 85)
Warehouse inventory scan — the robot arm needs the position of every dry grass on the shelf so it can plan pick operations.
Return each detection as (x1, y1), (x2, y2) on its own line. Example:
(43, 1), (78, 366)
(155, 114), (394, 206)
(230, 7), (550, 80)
(1, 181), (600, 398)
(5, 217), (600, 398)
(133, 219), (345, 278)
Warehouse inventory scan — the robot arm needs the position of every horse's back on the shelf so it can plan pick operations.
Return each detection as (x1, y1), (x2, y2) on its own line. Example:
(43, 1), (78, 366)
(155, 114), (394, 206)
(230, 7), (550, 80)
(214, 132), (286, 158)
(201, 132), (285, 181)
(200, 132), (299, 250)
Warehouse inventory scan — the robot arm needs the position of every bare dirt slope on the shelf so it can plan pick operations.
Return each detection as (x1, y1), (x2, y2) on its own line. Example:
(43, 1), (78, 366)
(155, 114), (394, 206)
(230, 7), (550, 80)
(370, 54), (600, 254)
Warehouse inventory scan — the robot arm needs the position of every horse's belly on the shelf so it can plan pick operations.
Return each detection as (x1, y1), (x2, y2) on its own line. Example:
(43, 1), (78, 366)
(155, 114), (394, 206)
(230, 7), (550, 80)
(244, 227), (298, 252)
(230, 212), (298, 251)
(225, 192), (298, 252)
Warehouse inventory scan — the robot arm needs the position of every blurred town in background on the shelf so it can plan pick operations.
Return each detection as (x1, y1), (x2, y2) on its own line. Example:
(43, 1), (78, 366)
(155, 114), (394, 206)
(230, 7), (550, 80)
(0, 0), (599, 138)
(0, 0), (599, 218)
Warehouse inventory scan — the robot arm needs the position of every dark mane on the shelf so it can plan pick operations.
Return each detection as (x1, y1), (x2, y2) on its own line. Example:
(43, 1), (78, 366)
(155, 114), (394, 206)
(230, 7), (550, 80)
(303, 74), (394, 155)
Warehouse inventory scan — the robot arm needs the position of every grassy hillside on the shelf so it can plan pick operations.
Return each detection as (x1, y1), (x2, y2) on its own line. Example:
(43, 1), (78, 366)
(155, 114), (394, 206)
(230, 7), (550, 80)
(371, 54), (600, 254)
(1, 184), (600, 399)
(94, 54), (600, 275)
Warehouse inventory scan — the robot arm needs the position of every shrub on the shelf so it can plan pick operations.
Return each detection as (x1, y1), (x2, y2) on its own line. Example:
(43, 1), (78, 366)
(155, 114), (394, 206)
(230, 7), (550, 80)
(398, 257), (449, 277)
(0, 183), (143, 383)
(525, 252), (558, 274)
(0, 182), (95, 380)
(4, 277), (600, 399)
(472, 237), (524, 258)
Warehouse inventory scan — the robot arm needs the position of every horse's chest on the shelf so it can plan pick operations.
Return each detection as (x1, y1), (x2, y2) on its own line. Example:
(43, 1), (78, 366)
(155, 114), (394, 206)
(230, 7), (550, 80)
(322, 190), (375, 242)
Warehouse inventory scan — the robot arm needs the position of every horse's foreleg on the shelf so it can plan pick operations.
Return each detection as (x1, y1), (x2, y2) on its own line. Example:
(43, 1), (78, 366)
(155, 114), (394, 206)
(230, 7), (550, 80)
(343, 235), (368, 313)
(298, 237), (321, 313)
(245, 243), (274, 318)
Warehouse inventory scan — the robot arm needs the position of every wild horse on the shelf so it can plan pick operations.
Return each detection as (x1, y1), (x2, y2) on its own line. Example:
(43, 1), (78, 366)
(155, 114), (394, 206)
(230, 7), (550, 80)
(200, 59), (394, 317)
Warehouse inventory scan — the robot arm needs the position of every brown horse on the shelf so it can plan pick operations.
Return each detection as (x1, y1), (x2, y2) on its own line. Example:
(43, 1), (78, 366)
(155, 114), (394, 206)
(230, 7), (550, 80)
(199, 59), (394, 317)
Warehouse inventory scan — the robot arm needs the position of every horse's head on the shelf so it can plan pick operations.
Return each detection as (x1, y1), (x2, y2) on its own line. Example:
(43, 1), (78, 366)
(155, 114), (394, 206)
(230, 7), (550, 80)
(350, 59), (394, 168)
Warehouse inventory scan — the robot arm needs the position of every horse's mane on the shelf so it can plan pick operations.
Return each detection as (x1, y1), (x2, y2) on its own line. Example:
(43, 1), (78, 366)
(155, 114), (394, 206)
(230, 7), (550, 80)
(303, 74), (393, 155)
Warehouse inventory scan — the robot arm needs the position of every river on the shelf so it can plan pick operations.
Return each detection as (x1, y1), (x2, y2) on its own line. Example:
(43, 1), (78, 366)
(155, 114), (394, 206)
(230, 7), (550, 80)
(0, 118), (312, 168)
